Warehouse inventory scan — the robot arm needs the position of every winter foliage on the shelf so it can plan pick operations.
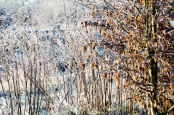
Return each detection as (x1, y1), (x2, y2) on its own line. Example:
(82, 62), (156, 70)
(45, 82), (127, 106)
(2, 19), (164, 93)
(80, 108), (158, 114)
(0, 0), (174, 115)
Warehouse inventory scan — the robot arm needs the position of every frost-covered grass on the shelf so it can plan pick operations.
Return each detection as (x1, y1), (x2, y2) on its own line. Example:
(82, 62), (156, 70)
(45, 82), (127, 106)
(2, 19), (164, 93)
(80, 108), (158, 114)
(0, 1), (87, 114)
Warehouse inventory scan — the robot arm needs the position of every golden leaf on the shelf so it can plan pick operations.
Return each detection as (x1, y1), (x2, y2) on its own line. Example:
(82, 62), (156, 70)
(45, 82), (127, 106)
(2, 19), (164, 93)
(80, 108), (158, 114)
(113, 12), (119, 19)
(141, 100), (145, 107)
(111, 35), (115, 41)
(166, 100), (172, 107)
(161, 96), (165, 103)
(117, 58), (121, 65)
(170, 84), (173, 89)
(125, 80), (130, 87)
(91, 10), (95, 17)
(101, 31), (106, 37)
(133, 96), (140, 102)
(142, 42), (147, 47)
(125, 37), (129, 41)
(114, 74), (120, 86)
(137, 15), (143, 22)
(107, 18), (113, 25)
(91, 61), (98, 68)
(107, 10), (112, 15)
(82, 46), (87, 52)
(123, 19), (127, 25)
(81, 63), (85, 70)
(106, 78), (109, 84)
(92, 42), (97, 49)
(130, 30), (134, 36)
(140, 0), (145, 6)
(105, 33), (111, 40)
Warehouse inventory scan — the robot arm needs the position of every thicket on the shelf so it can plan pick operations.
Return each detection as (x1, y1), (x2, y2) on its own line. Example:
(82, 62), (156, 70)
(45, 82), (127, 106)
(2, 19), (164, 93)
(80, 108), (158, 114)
(70, 0), (174, 114)
(0, 0), (173, 115)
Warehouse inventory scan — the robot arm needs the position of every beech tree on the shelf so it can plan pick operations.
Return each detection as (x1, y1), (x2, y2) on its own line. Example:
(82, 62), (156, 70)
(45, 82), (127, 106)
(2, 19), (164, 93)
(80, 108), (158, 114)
(74, 0), (174, 114)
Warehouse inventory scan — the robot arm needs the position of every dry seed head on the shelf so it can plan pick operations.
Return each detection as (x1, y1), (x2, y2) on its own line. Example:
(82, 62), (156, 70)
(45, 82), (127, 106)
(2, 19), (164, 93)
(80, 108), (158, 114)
(102, 73), (107, 79)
